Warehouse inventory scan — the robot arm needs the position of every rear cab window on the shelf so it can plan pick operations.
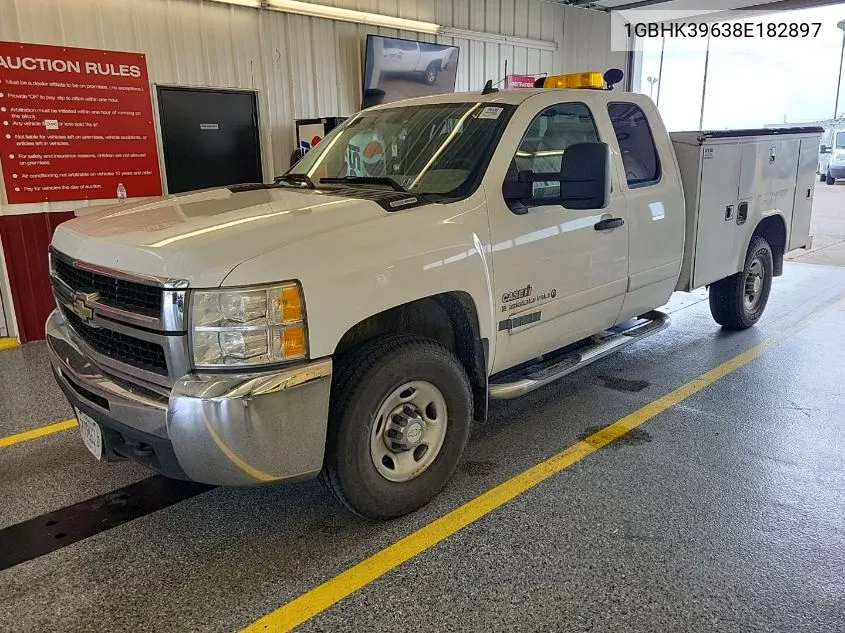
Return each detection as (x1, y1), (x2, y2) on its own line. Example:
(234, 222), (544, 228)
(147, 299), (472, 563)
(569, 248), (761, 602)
(607, 102), (661, 188)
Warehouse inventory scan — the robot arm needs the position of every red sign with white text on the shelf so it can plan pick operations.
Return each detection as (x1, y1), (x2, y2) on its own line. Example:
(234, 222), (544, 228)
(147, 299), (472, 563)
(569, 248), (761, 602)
(506, 74), (538, 89)
(0, 41), (161, 204)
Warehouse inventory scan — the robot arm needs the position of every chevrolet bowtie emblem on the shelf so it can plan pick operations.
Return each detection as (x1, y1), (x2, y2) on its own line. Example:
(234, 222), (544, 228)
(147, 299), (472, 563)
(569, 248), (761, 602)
(71, 291), (99, 324)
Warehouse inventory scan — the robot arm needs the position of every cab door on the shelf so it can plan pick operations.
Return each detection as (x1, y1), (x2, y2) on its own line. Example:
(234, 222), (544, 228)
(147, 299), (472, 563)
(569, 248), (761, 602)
(606, 100), (685, 321)
(487, 98), (629, 374)
(382, 38), (418, 73)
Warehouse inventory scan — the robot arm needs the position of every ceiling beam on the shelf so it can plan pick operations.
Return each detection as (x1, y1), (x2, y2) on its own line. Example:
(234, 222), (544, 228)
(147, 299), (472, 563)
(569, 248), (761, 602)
(602, 0), (690, 8)
(574, 0), (845, 11)
(736, 0), (845, 10)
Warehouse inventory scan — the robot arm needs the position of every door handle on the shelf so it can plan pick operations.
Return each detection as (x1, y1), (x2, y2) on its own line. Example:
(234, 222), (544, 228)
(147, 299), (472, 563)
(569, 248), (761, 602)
(594, 217), (625, 231)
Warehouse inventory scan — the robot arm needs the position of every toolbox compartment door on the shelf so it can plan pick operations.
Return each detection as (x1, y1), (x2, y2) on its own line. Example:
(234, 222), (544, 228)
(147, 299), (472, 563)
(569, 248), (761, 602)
(788, 137), (817, 251)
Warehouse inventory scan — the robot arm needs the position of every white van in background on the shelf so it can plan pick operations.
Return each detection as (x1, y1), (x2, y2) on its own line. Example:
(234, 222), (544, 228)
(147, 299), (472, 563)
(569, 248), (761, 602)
(819, 126), (845, 184)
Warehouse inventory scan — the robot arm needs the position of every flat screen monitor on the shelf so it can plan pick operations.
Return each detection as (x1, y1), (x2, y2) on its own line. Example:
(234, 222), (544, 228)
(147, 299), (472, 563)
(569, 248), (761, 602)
(362, 35), (460, 109)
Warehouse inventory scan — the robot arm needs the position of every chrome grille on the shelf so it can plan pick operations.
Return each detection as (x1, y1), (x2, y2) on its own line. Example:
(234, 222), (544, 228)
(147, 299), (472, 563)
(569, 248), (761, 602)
(49, 250), (189, 388)
(53, 256), (162, 317)
(62, 309), (168, 375)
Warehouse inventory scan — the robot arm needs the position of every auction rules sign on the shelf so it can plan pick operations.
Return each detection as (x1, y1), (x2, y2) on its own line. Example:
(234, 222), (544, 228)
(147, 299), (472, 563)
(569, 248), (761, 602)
(0, 41), (162, 204)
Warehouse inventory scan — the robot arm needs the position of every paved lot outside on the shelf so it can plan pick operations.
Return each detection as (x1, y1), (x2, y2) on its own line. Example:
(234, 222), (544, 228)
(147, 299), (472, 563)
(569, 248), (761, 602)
(786, 180), (845, 266)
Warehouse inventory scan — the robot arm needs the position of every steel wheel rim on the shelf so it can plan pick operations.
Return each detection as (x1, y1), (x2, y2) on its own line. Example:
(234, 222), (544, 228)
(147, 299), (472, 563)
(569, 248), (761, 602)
(743, 257), (765, 311)
(370, 381), (448, 483)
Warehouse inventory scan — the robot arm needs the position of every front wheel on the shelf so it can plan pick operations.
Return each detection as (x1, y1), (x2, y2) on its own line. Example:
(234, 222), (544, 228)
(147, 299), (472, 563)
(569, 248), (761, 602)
(423, 64), (439, 85)
(827, 170), (835, 185)
(708, 235), (774, 330)
(819, 171), (826, 182)
(321, 334), (472, 520)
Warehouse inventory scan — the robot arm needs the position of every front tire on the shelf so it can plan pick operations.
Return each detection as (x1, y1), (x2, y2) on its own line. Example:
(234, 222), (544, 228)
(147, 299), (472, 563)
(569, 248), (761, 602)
(827, 170), (835, 185)
(321, 334), (472, 520)
(423, 64), (439, 85)
(708, 235), (774, 330)
(820, 171), (826, 182)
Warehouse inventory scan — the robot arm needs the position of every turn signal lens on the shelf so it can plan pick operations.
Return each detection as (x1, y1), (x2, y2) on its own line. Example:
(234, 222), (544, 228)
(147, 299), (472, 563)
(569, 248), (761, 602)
(283, 326), (306, 357)
(280, 286), (303, 323)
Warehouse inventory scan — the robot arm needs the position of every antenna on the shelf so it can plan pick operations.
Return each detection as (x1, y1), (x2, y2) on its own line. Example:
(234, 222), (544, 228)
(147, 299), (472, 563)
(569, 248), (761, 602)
(481, 79), (499, 95)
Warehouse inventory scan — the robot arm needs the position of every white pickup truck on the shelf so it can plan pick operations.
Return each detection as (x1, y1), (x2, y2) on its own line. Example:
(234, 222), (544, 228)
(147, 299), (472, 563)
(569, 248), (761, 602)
(379, 38), (456, 85)
(47, 73), (819, 519)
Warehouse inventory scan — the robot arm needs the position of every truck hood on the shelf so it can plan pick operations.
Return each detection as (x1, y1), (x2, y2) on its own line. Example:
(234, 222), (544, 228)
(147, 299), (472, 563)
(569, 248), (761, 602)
(51, 186), (391, 287)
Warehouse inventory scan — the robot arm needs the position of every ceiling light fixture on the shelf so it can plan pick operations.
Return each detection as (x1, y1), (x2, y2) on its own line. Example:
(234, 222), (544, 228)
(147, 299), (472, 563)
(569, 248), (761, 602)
(208, 0), (263, 8)
(205, 0), (556, 48)
(266, 0), (441, 34)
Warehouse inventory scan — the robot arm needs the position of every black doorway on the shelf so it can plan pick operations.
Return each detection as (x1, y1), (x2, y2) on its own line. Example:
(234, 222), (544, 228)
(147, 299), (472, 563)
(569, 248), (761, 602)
(157, 87), (263, 194)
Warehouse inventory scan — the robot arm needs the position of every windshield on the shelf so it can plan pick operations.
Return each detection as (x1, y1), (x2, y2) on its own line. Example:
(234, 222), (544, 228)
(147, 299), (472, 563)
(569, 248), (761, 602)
(286, 102), (513, 196)
(836, 131), (845, 149)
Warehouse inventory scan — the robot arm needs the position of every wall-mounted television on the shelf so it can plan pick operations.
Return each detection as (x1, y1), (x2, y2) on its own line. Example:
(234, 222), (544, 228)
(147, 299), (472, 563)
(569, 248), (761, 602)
(362, 35), (460, 109)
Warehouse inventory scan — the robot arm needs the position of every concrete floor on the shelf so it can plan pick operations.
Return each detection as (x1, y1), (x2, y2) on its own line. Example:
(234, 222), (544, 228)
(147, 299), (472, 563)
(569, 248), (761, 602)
(2, 262), (845, 632)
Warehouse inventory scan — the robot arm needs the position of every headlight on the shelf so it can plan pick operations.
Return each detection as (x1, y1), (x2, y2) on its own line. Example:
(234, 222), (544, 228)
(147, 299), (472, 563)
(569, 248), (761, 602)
(190, 283), (307, 368)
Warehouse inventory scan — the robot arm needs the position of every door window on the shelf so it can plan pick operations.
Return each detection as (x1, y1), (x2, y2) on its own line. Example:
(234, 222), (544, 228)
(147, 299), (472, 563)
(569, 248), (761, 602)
(607, 102), (661, 188)
(385, 38), (417, 51)
(509, 102), (599, 203)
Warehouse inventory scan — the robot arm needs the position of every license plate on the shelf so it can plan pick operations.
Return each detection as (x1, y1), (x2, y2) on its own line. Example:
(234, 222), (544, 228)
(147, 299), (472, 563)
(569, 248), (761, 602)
(76, 409), (103, 460)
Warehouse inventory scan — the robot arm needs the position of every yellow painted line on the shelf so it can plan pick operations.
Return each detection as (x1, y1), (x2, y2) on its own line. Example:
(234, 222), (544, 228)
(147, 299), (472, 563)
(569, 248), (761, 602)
(0, 418), (78, 448)
(0, 337), (19, 350)
(242, 297), (845, 633)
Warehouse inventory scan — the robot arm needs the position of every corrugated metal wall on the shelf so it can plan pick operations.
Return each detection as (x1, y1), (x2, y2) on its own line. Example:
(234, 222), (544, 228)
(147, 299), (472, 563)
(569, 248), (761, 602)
(0, 0), (614, 213)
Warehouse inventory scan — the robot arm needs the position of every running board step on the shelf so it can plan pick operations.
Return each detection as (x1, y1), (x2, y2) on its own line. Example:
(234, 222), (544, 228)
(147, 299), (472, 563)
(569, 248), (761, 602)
(489, 310), (670, 400)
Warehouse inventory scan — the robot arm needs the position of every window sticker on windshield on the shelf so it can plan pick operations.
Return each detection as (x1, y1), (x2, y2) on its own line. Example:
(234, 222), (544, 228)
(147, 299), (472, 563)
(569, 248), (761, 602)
(478, 106), (503, 120)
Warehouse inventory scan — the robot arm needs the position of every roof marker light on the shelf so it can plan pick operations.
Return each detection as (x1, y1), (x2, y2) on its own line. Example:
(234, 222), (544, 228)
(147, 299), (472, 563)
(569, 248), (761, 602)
(541, 72), (605, 90)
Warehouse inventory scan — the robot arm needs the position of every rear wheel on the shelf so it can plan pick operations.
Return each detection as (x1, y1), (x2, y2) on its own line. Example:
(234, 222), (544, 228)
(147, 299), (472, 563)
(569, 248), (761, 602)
(321, 334), (472, 520)
(819, 171), (826, 182)
(827, 170), (835, 185)
(708, 235), (774, 330)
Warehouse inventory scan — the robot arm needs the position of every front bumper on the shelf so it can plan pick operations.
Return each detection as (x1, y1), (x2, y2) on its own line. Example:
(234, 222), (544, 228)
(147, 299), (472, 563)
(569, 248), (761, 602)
(46, 309), (332, 486)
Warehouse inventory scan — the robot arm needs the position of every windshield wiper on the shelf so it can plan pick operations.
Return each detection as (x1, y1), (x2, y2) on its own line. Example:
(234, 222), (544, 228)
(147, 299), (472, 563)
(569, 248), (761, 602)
(275, 173), (316, 189)
(319, 176), (408, 192)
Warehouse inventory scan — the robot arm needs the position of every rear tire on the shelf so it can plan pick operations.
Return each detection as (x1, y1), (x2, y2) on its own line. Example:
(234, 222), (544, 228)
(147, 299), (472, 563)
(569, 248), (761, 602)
(826, 170), (835, 185)
(819, 171), (826, 182)
(709, 236), (774, 330)
(321, 334), (472, 520)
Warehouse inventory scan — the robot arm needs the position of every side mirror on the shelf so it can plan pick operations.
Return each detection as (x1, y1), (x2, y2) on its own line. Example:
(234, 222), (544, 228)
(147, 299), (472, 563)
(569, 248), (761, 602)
(502, 169), (534, 204)
(557, 142), (611, 210)
(503, 142), (611, 211)
(821, 144), (831, 154)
